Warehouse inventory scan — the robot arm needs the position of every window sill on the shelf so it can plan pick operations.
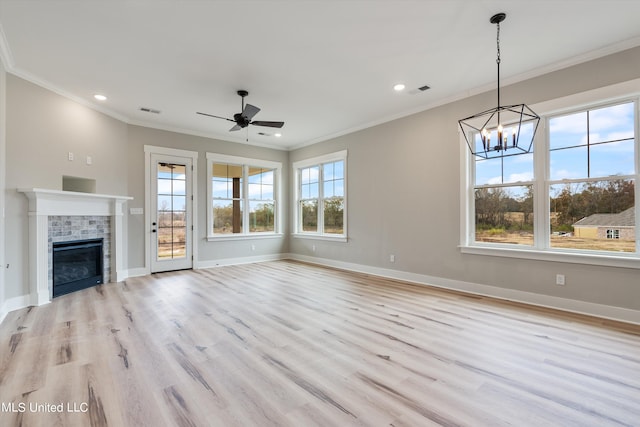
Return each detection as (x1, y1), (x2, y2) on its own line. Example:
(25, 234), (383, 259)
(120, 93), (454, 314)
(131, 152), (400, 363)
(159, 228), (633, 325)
(459, 244), (640, 269)
(292, 233), (348, 243)
(207, 233), (284, 242)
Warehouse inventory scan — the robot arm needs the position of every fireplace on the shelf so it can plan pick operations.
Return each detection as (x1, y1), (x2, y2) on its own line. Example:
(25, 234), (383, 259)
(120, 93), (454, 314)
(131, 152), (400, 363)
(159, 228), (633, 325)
(19, 188), (132, 306)
(53, 238), (104, 297)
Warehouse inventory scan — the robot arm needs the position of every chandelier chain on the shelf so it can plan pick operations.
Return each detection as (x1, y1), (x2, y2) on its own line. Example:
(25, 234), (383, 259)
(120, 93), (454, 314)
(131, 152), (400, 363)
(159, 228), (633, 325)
(496, 21), (501, 65)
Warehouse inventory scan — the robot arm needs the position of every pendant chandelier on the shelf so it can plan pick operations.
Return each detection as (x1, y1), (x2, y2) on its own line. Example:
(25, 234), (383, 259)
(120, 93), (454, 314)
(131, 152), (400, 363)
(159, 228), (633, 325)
(458, 13), (540, 159)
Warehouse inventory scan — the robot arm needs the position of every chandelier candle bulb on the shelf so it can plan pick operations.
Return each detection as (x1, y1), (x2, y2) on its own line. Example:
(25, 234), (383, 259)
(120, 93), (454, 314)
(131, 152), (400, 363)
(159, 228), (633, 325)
(512, 127), (516, 146)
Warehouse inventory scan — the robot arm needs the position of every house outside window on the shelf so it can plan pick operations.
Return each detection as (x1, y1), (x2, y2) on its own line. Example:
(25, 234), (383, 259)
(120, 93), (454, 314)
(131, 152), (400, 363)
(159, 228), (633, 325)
(461, 93), (638, 266)
(207, 153), (282, 239)
(293, 150), (347, 240)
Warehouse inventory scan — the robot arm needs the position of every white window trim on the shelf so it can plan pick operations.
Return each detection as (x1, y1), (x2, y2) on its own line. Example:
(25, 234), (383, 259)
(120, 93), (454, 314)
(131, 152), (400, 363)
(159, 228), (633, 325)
(206, 153), (283, 240)
(459, 79), (640, 269)
(292, 150), (348, 242)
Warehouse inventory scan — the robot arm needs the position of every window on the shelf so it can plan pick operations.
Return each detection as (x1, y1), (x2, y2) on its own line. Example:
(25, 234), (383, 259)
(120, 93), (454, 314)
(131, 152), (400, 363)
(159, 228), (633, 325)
(293, 151), (347, 239)
(207, 154), (281, 239)
(473, 123), (535, 246)
(548, 102), (635, 252)
(607, 229), (620, 239)
(462, 93), (639, 265)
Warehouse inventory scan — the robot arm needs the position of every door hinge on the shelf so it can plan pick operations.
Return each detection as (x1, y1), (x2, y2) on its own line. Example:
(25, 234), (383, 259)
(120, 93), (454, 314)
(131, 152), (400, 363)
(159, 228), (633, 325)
(191, 225), (194, 231)
(191, 195), (193, 201)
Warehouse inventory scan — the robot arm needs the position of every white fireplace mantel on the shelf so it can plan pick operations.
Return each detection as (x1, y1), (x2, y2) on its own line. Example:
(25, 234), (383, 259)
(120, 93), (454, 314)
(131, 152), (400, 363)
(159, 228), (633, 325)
(18, 188), (133, 306)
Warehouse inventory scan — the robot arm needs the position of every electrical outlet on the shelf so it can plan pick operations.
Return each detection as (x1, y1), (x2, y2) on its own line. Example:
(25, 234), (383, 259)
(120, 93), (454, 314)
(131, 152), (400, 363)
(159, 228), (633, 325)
(251, 244), (256, 251)
(390, 254), (395, 263)
(86, 156), (92, 165)
(312, 244), (316, 252)
(68, 152), (74, 161)
(556, 274), (565, 285)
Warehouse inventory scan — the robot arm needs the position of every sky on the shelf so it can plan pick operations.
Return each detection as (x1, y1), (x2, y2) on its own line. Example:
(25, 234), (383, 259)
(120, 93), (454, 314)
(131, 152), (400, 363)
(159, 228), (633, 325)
(475, 101), (636, 191)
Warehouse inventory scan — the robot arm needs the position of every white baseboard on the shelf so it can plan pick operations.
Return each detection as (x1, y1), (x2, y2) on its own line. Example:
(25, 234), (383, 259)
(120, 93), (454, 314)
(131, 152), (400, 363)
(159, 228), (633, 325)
(0, 294), (34, 324)
(124, 267), (149, 278)
(195, 253), (288, 269)
(286, 253), (640, 326)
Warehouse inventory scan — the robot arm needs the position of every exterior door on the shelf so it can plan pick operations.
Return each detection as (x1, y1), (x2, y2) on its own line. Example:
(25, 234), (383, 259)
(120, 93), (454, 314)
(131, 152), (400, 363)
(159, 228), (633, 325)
(150, 154), (193, 273)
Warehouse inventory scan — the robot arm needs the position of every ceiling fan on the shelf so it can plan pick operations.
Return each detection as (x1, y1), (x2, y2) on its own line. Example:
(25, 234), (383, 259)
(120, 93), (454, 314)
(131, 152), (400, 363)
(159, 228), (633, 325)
(197, 90), (284, 132)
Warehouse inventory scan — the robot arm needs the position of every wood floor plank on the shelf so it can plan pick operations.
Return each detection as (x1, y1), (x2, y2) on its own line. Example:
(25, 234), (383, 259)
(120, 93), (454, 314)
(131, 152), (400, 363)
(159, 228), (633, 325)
(1, 260), (639, 426)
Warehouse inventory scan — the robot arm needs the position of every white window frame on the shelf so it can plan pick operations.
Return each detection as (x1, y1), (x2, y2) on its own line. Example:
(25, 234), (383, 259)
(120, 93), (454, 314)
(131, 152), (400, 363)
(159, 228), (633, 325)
(293, 150), (348, 242)
(206, 153), (282, 241)
(459, 79), (640, 269)
(607, 229), (620, 240)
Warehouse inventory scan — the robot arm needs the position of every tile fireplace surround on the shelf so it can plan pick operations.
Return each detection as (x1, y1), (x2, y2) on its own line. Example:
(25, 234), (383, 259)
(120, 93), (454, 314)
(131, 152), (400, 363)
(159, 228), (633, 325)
(18, 188), (132, 305)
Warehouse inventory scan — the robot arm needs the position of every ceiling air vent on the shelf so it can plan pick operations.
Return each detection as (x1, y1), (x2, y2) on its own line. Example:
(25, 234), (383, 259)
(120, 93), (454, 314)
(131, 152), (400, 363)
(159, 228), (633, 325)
(139, 107), (161, 114)
(408, 84), (431, 95)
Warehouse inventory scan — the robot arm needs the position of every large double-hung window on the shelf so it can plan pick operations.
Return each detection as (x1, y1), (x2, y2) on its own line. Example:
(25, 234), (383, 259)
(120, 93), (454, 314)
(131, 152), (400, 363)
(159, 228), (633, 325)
(207, 153), (282, 239)
(293, 150), (347, 240)
(462, 91), (639, 266)
(548, 102), (635, 252)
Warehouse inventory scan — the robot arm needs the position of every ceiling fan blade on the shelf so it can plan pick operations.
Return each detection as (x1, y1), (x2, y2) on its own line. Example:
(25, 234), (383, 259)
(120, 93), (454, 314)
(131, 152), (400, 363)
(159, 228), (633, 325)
(196, 112), (235, 122)
(229, 124), (242, 132)
(250, 120), (285, 128)
(242, 104), (260, 120)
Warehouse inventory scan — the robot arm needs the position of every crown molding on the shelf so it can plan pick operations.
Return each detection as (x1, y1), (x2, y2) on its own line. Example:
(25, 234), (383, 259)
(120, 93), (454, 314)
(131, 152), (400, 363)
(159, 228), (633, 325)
(0, 23), (14, 69)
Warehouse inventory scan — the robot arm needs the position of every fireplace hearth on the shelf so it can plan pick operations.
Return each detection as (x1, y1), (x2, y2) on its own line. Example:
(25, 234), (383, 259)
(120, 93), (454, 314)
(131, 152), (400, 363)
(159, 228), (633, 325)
(52, 238), (104, 297)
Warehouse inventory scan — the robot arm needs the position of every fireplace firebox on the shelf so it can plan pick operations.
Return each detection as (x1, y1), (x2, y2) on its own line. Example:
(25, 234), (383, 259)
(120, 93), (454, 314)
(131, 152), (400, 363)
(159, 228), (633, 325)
(52, 238), (104, 297)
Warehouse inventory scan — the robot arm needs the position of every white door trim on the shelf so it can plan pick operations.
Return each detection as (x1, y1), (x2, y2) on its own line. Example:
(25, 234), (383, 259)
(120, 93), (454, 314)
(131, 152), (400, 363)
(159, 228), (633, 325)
(144, 145), (198, 274)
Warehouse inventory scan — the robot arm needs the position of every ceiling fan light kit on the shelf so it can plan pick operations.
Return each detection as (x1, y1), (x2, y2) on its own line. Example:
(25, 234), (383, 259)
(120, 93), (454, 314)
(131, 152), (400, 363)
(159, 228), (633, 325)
(458, 13), (540, 159)
(197, 90), (285, 133)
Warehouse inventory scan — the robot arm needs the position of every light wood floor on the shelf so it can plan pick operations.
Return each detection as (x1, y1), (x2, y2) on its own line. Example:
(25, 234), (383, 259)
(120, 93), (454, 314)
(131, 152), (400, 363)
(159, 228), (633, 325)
(1, 260), (639, 427)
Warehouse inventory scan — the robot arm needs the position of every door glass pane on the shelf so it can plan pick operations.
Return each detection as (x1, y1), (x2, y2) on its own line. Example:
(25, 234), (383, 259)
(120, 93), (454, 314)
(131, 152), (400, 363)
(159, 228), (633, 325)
(157, 162), (187, 260)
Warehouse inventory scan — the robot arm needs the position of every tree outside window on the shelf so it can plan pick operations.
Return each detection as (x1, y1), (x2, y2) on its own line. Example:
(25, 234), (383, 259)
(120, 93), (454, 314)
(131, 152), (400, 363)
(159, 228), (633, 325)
(294, 152), (347, 238)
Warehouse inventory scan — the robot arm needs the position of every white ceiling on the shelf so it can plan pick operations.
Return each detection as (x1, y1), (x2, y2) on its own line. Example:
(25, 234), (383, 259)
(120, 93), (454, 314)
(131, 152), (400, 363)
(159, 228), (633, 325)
(1, 1), (640, 150)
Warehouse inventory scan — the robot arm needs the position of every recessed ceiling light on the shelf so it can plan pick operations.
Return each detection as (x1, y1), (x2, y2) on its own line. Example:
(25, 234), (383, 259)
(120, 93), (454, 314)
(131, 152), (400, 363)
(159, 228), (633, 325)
(274, 133), (282, 137)
(94, 94), (107, 101)
(393, 83), (405, 92)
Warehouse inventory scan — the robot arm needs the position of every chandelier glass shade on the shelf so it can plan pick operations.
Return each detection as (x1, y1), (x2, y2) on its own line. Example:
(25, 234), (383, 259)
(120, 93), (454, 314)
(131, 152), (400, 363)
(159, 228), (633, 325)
(458, 13), (540, 159)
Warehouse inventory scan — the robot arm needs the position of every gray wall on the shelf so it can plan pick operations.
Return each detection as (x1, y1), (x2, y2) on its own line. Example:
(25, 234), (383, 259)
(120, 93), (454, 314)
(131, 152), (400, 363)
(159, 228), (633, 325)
(4, 75), (130, 299)
(0, 58), (6, 310)
(3, 74), (289, 302)
(2, 46), (640, 316)
(290, 46), (640, 312)
(125, 125), (289, 270)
